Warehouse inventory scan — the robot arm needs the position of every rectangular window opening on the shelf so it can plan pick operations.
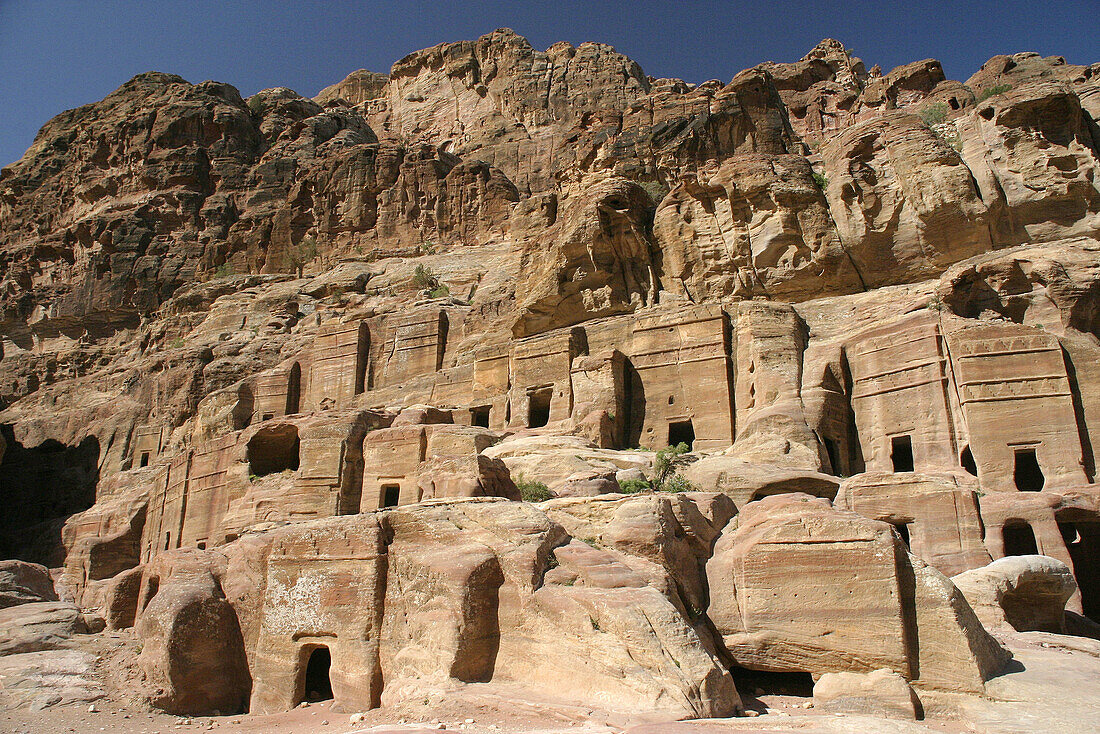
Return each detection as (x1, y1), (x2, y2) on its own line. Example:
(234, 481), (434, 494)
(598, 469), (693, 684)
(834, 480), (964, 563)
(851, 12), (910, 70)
(381, 484), (401, 508)
(891, 435), (914, 473)
(1013, 448), (1045, 491)
(527, 387), (553, 429)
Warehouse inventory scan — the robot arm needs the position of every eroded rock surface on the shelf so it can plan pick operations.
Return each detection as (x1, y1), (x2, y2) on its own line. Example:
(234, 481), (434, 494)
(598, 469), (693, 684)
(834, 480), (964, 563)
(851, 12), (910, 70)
(0, 27), (1098, 728)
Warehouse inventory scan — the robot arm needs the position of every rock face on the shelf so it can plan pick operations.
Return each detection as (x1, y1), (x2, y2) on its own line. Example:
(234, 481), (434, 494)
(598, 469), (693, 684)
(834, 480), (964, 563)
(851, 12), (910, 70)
(246, 498), (737, 718)
(0, 28), (1099, 723)
(134, 551), (251, 715)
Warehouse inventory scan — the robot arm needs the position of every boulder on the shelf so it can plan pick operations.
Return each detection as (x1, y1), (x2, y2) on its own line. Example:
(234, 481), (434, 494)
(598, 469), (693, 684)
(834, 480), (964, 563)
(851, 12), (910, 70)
(682, 455), (838, 508)
(0, 560), (57, 608)
(0, 650), (104, 710)
(135, 551), (251, 715)
(812, 668), (920, 719)
(706, 493), (1008, 692)
(835, 472), (991, 576)
(0, 601), (85, 656)
(951, 555), (1078, 634)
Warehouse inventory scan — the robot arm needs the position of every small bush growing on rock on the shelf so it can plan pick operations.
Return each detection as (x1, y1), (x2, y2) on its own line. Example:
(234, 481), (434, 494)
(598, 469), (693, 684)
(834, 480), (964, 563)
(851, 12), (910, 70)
(812, 172), (828, 191)
(920, 102), (949, 127)
(428, 284), (450, 299)
(653, 442), (691, 490)
(412, 263), (436, 289)
(515, 474), (553, 503)
(639, 179), (669, 205)
(976, 83), (1012, 102)
(618, 478), (652, 494)
(663, 474), (698, 493)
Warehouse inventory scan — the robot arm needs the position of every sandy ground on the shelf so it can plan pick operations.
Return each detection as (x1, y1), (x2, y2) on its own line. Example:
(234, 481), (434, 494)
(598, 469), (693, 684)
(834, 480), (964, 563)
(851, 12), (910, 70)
(2, 629), (1099, 734)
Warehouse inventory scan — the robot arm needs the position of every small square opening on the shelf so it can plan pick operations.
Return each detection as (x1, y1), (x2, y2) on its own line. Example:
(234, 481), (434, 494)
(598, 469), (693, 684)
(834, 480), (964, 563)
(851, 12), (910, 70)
(139, 451), (151, 468)
(471, 405), (491, 428)
(1003, 522), (1039, 556)
(381, 484), (401, 508)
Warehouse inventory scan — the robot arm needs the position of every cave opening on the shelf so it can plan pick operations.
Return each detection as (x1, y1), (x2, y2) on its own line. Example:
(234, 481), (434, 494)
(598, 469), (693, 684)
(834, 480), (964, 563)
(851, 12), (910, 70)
(1013, 448), (1045, 491)
(471, 405), (491, 428)
(0, 425), (100, 563)
(1003, 522), (1039, 556)
(891, 435), (914, 472)
(246, 425), (300, 477)
(286, 362), (302, 415)
(301, 646), (333, 704)
(961, 445), (978, 476)
(381, 484), (401, 508)
(893, 522), (912, 549)
(527, 387), (552, 429)
(1060, 521), (1100, 622)
(668, 420), (695, 450)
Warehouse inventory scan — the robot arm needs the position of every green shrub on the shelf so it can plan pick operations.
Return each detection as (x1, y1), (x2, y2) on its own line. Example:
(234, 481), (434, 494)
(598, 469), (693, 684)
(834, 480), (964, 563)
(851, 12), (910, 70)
(212, 263), (235, 278)
(412, 263), (435, 287)
(919, 102), (949, 127)
(653, 442), (691, 490)
(664, 474), (698, 493)
(812, 172), (828, 191)
(428, 284), (451, 299)
(515, 473), (553, 503)
(617, 478), (652, 494)
(975, 83), (1012, 103)
(639, 179), (669, 205)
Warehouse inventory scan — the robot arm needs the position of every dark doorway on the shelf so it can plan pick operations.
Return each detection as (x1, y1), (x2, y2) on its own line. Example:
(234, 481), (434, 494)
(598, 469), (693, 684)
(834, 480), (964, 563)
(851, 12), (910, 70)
(527, 387), (552, 429)
(382, 484), (401, 508)
(303, 647), (333, 703)
(1060, 521), (1100, 622)
(668, 420), (695, 450)
(960, 445), (977, 476)
(354, 323), (371, 395)
(893, 522), (912, 549)
(1014, 449), (1045, 491)
(891, 435), (914, 472)
(471, 405), (490, 429)
(139, 452), (151, 468)
(1003, 522), (1039, 556)
(286, 362), (302, 415)
(823, 437), (841, 476)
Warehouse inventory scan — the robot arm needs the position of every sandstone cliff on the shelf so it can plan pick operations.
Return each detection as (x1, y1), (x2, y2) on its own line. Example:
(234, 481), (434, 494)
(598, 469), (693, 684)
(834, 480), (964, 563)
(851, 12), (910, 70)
(1, 29), (1099, 726)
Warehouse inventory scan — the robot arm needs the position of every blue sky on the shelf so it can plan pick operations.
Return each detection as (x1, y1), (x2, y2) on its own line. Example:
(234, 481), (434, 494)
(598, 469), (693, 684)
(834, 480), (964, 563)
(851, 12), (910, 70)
(1, 0), (1098, 167)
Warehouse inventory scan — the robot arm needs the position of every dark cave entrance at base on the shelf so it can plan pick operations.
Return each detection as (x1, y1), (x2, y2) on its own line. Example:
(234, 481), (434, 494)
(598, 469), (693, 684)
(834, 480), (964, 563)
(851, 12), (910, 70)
(1060, 521), (1100, 622)
(302, 647), (333, 704)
